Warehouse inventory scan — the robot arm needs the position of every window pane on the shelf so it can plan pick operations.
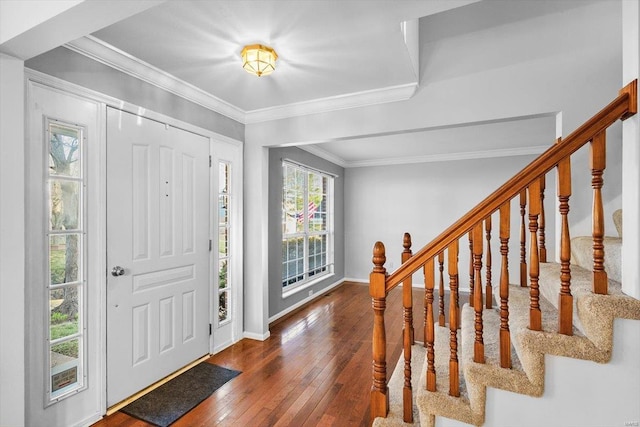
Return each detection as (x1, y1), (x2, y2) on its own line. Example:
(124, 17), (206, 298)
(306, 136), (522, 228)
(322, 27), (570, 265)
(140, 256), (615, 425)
(219, 226), (228, 257)
(50, 287), (79, 340)
(50, 338), (80, 395)
(283, 165), (305, 235)
(309, 234), (327, 275)
(50, 180), (80, 230)
(218, 291), (228, 322)
(308, 173), (327, 232)
(218, 259), (228, 290)
(50, 234), (81, 285)
(49, 124), (80, 178)
(218, 195), (228, 225)
(218, 162), (229, 193)
(283, 236), (306, 287)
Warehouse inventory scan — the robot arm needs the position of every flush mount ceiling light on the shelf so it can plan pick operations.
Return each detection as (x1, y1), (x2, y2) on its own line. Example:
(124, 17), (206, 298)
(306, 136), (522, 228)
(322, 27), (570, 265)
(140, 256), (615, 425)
(241, 44), (278, 77)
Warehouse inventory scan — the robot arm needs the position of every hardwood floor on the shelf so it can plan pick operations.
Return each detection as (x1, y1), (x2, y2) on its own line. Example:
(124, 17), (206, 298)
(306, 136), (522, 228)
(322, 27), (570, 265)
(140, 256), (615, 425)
(93, 281), (425, 427)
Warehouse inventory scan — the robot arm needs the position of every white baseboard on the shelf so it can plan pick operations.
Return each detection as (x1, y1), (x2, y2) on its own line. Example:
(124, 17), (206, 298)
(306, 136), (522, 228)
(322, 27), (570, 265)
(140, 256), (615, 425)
(268, 278), (345, 323)
(77, 412), (103, 427)
(243, 330), (271, 341)
(343, 277), (368, 283)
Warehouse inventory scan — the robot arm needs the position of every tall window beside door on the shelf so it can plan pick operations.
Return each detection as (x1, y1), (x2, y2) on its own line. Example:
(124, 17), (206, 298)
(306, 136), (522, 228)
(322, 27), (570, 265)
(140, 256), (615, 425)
(46, 121), (86, 402)
(218, 162), (231, 323)
(282, 161), (334, 292)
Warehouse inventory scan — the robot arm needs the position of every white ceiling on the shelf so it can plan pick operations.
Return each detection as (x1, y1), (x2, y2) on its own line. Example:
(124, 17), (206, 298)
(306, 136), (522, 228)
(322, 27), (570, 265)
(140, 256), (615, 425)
(65, 0), (566, 166)
(91, 0), (475, 112)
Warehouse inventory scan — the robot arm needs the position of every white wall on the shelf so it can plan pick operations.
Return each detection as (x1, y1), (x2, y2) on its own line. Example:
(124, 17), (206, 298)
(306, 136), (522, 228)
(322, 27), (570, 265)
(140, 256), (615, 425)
(0, 0), (82, 44)
(246, 1), (623, 237)
(622, 0), (640, 299)
(0, 53), (26, 427)
(344, 154), (556, 286)
(437, 318), (640, 427)
(244, 1), (626, 336)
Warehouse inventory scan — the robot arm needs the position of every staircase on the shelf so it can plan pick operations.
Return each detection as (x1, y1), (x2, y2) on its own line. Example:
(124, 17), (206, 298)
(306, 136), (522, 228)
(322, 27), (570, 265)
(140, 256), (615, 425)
(368, 81), (639, 427)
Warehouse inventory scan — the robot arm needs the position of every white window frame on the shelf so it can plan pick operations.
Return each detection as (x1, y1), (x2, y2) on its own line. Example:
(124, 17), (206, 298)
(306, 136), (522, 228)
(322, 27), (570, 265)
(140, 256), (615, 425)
(281, 160), (334, 296)
(44, 118), (88, 405)
(217, 160), (232, 326)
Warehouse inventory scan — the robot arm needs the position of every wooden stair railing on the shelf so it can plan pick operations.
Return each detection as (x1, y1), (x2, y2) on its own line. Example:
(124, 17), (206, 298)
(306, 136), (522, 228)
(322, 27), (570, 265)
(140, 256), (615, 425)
(369, 79), (637, 424)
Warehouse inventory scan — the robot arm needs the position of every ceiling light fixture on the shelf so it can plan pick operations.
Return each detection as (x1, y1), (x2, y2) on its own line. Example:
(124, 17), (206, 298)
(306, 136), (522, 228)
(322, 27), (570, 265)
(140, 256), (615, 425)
(241, 44), (278, 77)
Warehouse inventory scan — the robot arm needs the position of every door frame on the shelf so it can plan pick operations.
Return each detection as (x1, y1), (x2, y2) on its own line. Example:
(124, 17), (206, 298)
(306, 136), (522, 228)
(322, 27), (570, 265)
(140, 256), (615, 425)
(25, 69), (244, 417)
(210, 138), (244, 354)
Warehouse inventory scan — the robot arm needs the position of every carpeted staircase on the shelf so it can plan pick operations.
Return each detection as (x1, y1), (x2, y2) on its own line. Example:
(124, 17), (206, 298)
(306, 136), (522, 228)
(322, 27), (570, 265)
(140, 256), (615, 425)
(375, 210), (640, 426)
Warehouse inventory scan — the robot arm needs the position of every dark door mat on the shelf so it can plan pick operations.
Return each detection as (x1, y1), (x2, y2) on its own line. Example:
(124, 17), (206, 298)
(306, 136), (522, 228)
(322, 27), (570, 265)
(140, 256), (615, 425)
(120, 362), (241, 427)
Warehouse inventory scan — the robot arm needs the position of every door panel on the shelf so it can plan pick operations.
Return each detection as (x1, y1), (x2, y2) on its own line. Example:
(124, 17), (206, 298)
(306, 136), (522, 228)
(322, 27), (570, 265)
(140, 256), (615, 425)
(106, 108), (209, 406)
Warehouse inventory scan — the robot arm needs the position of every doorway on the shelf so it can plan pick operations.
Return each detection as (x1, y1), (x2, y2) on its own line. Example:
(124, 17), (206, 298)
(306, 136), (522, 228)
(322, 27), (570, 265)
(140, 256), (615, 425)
(105, 108), (210, 406)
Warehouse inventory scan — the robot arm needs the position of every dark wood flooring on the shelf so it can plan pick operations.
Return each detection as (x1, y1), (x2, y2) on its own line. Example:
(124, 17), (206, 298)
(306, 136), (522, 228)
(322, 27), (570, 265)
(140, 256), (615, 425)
(93, 281), (426, 427)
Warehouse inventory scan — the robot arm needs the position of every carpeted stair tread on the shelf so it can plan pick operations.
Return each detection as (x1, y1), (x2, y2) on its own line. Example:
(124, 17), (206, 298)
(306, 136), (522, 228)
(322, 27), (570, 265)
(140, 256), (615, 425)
(570, 236), (622, 284)
(416, 325), (474, 427)
(539, 261), (623, 337)
(373, 344), (426, 427)
(409, 282), (640, 427)
(461, 301), (536, 396)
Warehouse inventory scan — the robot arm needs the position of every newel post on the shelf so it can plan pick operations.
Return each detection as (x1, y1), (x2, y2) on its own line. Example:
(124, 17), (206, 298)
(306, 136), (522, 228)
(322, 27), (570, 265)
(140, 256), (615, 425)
(370, 242), (389, 422)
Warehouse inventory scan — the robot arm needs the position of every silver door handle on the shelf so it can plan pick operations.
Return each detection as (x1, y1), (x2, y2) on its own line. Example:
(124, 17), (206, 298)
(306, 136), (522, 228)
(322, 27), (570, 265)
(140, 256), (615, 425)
(111, 266), (125, 277)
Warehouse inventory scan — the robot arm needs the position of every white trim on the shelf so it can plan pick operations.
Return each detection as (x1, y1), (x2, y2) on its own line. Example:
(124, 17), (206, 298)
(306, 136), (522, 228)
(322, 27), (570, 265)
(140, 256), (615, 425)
(64, 36), (246, 123)
(269, 278), (344, 324)
(212, 340), (235, 355)
(243, 331), (271, 341)
(297, 145), (348, 168)
(25, 69), (244, 419)
(342, 277), (368, 284)
(71, 412), (103, 427)
(63, 36), (419, 124)
(344, 145), (549, 168)
(244, 83), (418, 124)
(300, 145), (549, 169)
(282, 273), (335, 299)
(25, 69), (243, 149)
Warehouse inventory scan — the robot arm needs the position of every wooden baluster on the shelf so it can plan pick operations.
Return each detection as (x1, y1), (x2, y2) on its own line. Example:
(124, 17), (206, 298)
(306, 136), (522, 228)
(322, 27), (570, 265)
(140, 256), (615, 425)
(468, 231), (474, 307)
(485, 216), (493, 309)
(401, 234), (413, 422)
(472, 223), (485, 363)
(402, 233), (414, 345)
(528, 181), (542, 331)
(448, 240), (460, 397)
(591, 131), (608, 295)
(557, 138), (573, 335)
(519, 190), (528, 287)
(538, 176), (547, 263)
(438, 251), (445, 327)
(370, 242), (388, 420)
(425, 258), (436, 393)
(499, 202), (511, 368)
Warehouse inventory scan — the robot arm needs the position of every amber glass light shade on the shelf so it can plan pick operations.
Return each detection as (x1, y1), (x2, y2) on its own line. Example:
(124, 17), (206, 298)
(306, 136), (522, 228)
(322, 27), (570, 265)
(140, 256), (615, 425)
(241, 44), (278, 77)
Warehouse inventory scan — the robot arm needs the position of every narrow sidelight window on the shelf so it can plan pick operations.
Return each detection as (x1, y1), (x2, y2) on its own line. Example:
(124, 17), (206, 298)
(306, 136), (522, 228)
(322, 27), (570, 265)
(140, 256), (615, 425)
(46, 121), (87, 402)
(217, 161), (231, 324)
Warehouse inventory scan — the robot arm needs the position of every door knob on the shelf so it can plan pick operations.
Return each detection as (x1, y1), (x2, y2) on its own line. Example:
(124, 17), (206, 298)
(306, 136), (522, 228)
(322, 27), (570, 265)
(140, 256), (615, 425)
(111, 266), (125, 277)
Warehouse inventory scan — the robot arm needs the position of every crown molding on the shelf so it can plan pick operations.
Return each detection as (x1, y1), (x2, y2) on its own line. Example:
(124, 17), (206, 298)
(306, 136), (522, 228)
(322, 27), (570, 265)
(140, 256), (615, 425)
(65, 36), (247, 123)
(296, 144), (348, 168)
(64, 36), (419, 125)
(345, 145), (549, 168)
(243, 82), (418, 124)
(296, 140), (548, 169)
(25, 68), (244, 148)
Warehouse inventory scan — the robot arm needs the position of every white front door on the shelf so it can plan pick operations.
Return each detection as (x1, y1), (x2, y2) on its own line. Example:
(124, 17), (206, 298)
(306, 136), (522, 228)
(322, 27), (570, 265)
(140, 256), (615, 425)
(106, 108), (210, 406)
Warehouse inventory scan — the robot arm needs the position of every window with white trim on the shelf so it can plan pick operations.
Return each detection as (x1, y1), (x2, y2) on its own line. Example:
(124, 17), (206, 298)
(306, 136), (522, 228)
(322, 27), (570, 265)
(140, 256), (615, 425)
(46, 121), (87, 402)
(282, 161), (333, 291)
(217, 161), (231, 324)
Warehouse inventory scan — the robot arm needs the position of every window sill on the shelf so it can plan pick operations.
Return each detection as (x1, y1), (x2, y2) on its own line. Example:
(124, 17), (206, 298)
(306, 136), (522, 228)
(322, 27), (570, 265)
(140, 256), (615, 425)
(282, 273), (335, 299)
